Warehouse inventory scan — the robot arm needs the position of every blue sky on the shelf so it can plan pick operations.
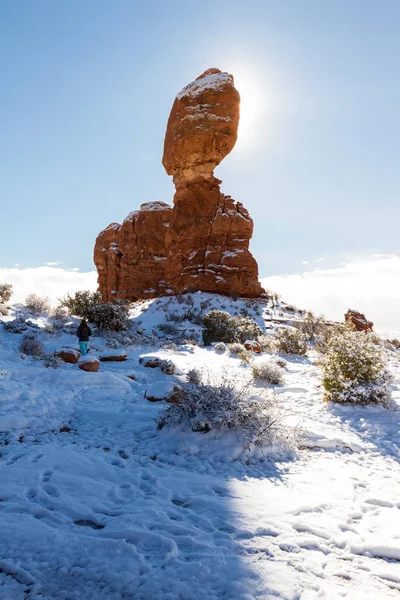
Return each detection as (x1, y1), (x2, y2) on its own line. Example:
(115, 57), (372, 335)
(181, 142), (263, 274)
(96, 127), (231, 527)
(1, 0), (399, 275)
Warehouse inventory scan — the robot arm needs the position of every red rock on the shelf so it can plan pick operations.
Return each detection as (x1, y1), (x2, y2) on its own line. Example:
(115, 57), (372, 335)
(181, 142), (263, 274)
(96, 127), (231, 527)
(99, 351), (128, 362)
(55, 348), (81, 364)
(78, 357), (100, 372)
(94, 69), (262, 300)
(244, 340), (262, 353)
(344, 310), (373, 332)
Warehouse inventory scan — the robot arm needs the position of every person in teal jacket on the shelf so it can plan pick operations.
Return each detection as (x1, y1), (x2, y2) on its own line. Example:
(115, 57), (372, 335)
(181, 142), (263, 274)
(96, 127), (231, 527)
(77, 318), (92, 356)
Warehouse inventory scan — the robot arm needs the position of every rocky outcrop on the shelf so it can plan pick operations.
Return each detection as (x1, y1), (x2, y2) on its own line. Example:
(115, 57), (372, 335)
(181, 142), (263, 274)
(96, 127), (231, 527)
(94, 68), (262, 300)
(94, 202), (172, 301)
(344, 309), (374, 332)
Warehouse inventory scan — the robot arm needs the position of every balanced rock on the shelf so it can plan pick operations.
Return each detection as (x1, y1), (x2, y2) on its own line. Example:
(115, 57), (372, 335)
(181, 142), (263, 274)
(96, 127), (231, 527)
(94, 68), (262, 301)
(344, 309), (373, 332)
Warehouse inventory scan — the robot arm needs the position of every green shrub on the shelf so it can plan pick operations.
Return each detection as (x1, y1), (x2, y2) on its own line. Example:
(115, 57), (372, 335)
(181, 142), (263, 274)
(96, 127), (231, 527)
(275, 327), (308, 356)
(87, 302), (129, 331)
(203, 310), (238, 345)
(59, 290), (103, 318)
(321, 328), (392, 405)
(202, 310), (262, 346)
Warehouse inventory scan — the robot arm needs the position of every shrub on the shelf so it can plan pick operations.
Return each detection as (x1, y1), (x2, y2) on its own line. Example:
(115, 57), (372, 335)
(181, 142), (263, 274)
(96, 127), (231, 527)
(25, 294), (50, 315)
(275, 328), (307, 356)
(43, 354), (62, 369)
(252, 360), (284, 385)
(273, 356), (287, 369)
(19, 334), (45, 358)
(297, 311), (331, 351)
(0, 305), (9, 316)
(203, 310), (238, 345)
(59, 290), (103, 318)
(258, 335), (276, 353)
(202, 310), (262, 346)
(87, 302), (129, 331)
(214, 342), (227, 352)
(235, 317), (262, 344)
(166, 311), (185, 323)
(187, 368), (203, 385)
(321, 328), (393, 405)
(158, 322), (180, 336)
(228, 342), (246, 354)
(0, 283), (13, 304)
(3, 314), (28, 333)
(156, 376), (283, 449)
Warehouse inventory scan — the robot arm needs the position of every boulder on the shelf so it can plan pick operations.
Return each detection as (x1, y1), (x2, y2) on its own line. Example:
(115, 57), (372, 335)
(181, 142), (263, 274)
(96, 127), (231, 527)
(344, 310), (373, 332)
(99, 351), (128, 362)
(144, 382), (184, 403)
(55, 348), (81, 364)
(94, 68), (262, 301)
(78, 356), (100, 372)
(139, 356), (162, 368)
(244, 340), (262, 353)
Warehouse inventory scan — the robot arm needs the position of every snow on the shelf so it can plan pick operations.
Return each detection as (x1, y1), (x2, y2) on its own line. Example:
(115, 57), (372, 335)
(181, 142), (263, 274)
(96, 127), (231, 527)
(176, 71), (233, 101)
(0, 294), (399, 599)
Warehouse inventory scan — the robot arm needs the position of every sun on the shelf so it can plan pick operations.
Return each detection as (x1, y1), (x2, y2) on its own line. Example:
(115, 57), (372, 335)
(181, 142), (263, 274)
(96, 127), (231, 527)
(231, 67), (263, 150)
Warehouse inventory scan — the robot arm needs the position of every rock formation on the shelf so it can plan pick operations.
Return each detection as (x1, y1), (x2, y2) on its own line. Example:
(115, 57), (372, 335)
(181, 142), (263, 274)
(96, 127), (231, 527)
(94, 68), (262, 301)
(344, 309), (374, 332)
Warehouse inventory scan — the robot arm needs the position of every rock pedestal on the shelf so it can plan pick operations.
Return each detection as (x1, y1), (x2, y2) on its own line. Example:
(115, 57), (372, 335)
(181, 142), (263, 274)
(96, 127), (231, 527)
(94, 68), (262, 301)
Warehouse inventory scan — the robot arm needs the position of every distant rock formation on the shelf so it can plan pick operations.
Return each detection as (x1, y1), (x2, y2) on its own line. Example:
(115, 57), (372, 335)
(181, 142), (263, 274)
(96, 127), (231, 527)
(345, 309), (374, 332)
(94, 68), (262, 301)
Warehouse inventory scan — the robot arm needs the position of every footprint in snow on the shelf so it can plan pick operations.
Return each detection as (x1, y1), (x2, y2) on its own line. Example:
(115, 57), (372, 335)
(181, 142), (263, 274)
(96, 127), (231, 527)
(74, 519), (105, 530)
(41, 470), (52, 483)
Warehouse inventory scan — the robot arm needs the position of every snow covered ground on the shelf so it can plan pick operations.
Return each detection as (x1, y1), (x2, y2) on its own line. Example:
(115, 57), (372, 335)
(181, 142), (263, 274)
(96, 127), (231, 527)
(0, 293), (399, 599)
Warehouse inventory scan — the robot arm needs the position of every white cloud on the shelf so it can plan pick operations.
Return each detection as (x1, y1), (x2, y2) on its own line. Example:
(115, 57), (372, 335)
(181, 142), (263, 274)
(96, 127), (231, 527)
(46, 262), (59, 266)
(0, 266), (97, 305)
(261, 255), (400, 337)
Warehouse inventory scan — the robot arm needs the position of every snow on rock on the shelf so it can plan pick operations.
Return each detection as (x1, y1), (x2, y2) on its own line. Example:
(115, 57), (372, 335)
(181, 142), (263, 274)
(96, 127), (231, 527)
(55, 347), (81, 364)
(78, 355), (100, 372)
(99, 350), (128, 362)
(144, 381), (183, 403)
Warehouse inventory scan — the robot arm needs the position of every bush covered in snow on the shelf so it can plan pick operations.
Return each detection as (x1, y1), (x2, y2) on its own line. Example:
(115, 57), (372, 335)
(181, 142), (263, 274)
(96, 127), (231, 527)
(3, 313), (28, 333)
(187, 368), (203, 385)
(258, 334), (276, 353)
(87, 302), (129, 331)
(252, 360), (285, 385)
(0, 283), (13, 304)
(59, 290), (103, 318)
(297, 311), (331, 352)
(202, 310), (262, 346)
(275, 327), (308, 356)
(321, 328), (393, 405)
(273, 356), (287, 369)
(214, 342), (227, 352)
(158, 322), (180, 336)
(19, 334), (45, 358)
(25, 294), (50, 315)
(156, 376), (283, 449)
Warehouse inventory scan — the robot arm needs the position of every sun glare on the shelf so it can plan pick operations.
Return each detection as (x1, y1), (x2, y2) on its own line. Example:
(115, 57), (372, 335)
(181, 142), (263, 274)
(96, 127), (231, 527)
(231, 66), (265, 151)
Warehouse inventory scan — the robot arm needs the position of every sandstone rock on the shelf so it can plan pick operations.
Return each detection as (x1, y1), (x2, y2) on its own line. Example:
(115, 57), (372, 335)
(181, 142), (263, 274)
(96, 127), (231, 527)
(244, 340), (262, 353)
(94, 202), (172, 302)
(94, 68), (262, 300)
(344, 310), (373, 332)
(78, 356), (100, 372)
(144, 382), (184, 403)
(55, 348), (81, 364)
(140, 356), (162, 368)
(99, 351), (128, 362)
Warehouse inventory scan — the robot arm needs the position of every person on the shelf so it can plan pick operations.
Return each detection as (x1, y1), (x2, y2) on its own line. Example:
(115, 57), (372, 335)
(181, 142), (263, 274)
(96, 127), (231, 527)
(77, 318), (92, 356)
